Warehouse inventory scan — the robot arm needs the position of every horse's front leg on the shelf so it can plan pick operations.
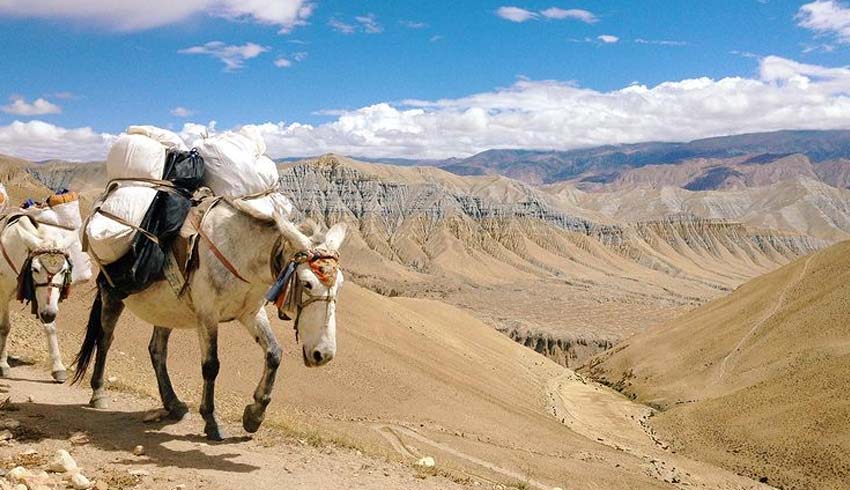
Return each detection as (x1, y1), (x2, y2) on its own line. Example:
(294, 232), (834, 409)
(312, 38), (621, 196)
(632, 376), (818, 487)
(0, 304), (11, 377)
(90, 291), (124, 409)
(197, 317), (225, 440)
(41, 321), (66, 383)
(239, 308), (282, 433)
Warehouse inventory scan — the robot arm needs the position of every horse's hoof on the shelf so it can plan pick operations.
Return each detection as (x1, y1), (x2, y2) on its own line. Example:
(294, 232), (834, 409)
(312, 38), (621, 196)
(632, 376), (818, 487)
(167, 403), (190, 421)
(0, 366), (10, 378)
(242, 404), (265, 433)
(204, 424), (227, 441)
(90, 396), (109, 410)
(51, 370), (68, 383)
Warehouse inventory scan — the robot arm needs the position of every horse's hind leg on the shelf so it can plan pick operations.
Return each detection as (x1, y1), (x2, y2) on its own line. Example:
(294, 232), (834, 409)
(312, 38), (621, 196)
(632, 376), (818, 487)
(148, 326), (188, 420)
(90, 291), (124, 409)
(239, 308), (282, 433)
(197, 318), (225, 440)
(42, 321), (66, 383)
(0, 304), (11, 377)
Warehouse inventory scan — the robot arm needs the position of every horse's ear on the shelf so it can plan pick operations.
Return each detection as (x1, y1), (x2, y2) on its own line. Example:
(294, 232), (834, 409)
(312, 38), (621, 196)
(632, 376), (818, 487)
(324, 223), (347, 252)
(298, 220), (320, 240)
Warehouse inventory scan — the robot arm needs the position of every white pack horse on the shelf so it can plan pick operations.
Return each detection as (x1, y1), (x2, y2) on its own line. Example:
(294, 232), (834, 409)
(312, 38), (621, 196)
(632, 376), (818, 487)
(0, 214), (76, 382)
(73, 196), (346, 440)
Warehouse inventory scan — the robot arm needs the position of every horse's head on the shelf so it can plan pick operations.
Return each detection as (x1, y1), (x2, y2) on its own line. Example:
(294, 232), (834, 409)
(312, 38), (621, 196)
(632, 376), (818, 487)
(273, 210), (347, 367)
(14, 220), (73, 324)
(28, 249), (72, 323)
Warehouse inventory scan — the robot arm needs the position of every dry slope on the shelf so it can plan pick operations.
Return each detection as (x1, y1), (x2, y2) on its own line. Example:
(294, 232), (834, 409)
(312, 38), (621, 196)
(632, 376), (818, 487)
(583, 240), (850, 489)
(279, 155), (820, 365)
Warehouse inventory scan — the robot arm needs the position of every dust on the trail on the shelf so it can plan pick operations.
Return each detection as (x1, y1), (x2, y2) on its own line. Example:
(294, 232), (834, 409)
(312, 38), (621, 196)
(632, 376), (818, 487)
(0, 366), (473, 490)
(546, 371), (772, 490)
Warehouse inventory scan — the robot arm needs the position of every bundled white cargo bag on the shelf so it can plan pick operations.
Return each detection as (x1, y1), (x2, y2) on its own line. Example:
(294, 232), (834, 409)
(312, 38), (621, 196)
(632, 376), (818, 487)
(106, 126), (187, 180)
(85, 185), (158, 265)
(194, 127), (280, 219)
(92, 125), (188, 266)
(194, 128), (278, 197)
(21, 192), (93, 283)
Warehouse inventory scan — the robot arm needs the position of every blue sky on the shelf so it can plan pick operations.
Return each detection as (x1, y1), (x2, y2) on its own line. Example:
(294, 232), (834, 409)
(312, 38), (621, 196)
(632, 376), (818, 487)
(0, 0), (849, 160)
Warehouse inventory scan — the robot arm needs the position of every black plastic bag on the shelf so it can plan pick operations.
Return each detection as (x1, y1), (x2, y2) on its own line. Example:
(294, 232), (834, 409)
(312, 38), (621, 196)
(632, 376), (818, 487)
(163, 148), (205, 192)
(99, 190), (192, 298)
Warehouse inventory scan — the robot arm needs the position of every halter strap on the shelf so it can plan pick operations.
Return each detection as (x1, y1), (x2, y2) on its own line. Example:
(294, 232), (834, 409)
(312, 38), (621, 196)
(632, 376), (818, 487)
(194, 218), (251, 284)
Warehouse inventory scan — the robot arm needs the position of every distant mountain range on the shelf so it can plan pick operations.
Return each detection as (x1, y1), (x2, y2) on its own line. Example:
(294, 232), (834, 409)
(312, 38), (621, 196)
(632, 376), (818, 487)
(356, 129), (850, 188)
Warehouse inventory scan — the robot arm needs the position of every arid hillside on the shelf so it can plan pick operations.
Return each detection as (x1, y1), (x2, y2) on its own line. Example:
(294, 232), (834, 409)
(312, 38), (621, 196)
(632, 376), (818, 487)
(583, 240), (850, 490)
(278, 155), (820, 365)
(548, 177), (850, 242)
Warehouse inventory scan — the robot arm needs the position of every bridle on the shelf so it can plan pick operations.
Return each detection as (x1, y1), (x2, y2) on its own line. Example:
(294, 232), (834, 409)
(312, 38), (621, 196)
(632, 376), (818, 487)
(16, 248), (73, 316)
(265, 248), (340, 341)
(30, 249), (73, 295)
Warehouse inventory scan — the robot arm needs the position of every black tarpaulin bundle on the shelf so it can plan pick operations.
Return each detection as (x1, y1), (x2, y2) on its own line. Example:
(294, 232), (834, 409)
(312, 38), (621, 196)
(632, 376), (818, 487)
(99, 149), (204, 298)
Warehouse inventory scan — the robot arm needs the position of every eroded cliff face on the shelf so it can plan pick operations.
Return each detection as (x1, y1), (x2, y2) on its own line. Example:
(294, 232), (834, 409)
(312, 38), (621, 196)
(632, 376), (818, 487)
(278, 155), (821, 366)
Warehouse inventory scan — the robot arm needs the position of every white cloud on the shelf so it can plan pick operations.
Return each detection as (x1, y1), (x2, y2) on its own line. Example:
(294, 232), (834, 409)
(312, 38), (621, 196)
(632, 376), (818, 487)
(0, 120), (113, 161)
(498, 6), (598, 24)
(496, 6), (537, 22)
(540, 7), (597, 23)
(634, 38), (688, 46)
(400, 20), (428, 29)
(331, 14), (382, 34)
(355, 13), (382, 33)
(430, 35), (445, 43)
(2, 96), (61, 116)
(597, 34), (619, 44)
(5, 56), (850, 161)
(171, 106), (195, 117)
(730, 49), (760, 58)
(797, 0), (850, 43)
(178, 41), (268, 71)
(275, 51), (308, 68)
(328, 18), (356, 34)
(0, 0), (313, 33)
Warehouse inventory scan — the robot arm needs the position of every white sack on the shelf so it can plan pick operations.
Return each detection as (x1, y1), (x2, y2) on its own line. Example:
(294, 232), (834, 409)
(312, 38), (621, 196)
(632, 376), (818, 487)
(194, 130), (279, 198)
(127, 125), (187, 151)
(67, 238), (93, 284)
(85, 186), (157, 265)
(24, 201), (82, 229)
(106, 126), (187, 181)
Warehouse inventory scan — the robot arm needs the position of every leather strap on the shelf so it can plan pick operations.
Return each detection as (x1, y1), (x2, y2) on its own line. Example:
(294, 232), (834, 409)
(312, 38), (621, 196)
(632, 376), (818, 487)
(30, 219), (77, 232)
(94, 209), (160, 245)
(193, 213), (250, 284)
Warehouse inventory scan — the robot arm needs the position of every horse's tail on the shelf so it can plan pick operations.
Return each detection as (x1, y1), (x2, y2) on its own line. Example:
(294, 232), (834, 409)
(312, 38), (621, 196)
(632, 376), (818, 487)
(71, 288), (103, 384)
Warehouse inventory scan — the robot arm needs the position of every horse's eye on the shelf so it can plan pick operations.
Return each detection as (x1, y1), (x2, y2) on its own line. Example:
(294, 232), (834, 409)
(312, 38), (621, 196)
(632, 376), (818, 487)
(304, 283), (313, 290)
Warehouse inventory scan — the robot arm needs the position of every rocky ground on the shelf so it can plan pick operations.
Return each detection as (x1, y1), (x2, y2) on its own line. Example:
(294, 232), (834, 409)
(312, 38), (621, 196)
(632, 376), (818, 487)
(0, 366), (480, 490)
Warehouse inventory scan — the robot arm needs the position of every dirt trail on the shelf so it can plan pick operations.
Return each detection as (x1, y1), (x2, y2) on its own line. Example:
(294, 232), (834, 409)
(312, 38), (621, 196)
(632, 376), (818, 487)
(716, 254), (814, 382)
(546, 371), (772, 490)
(0, 366), (471, 490)
(372, 424), (552, 490)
